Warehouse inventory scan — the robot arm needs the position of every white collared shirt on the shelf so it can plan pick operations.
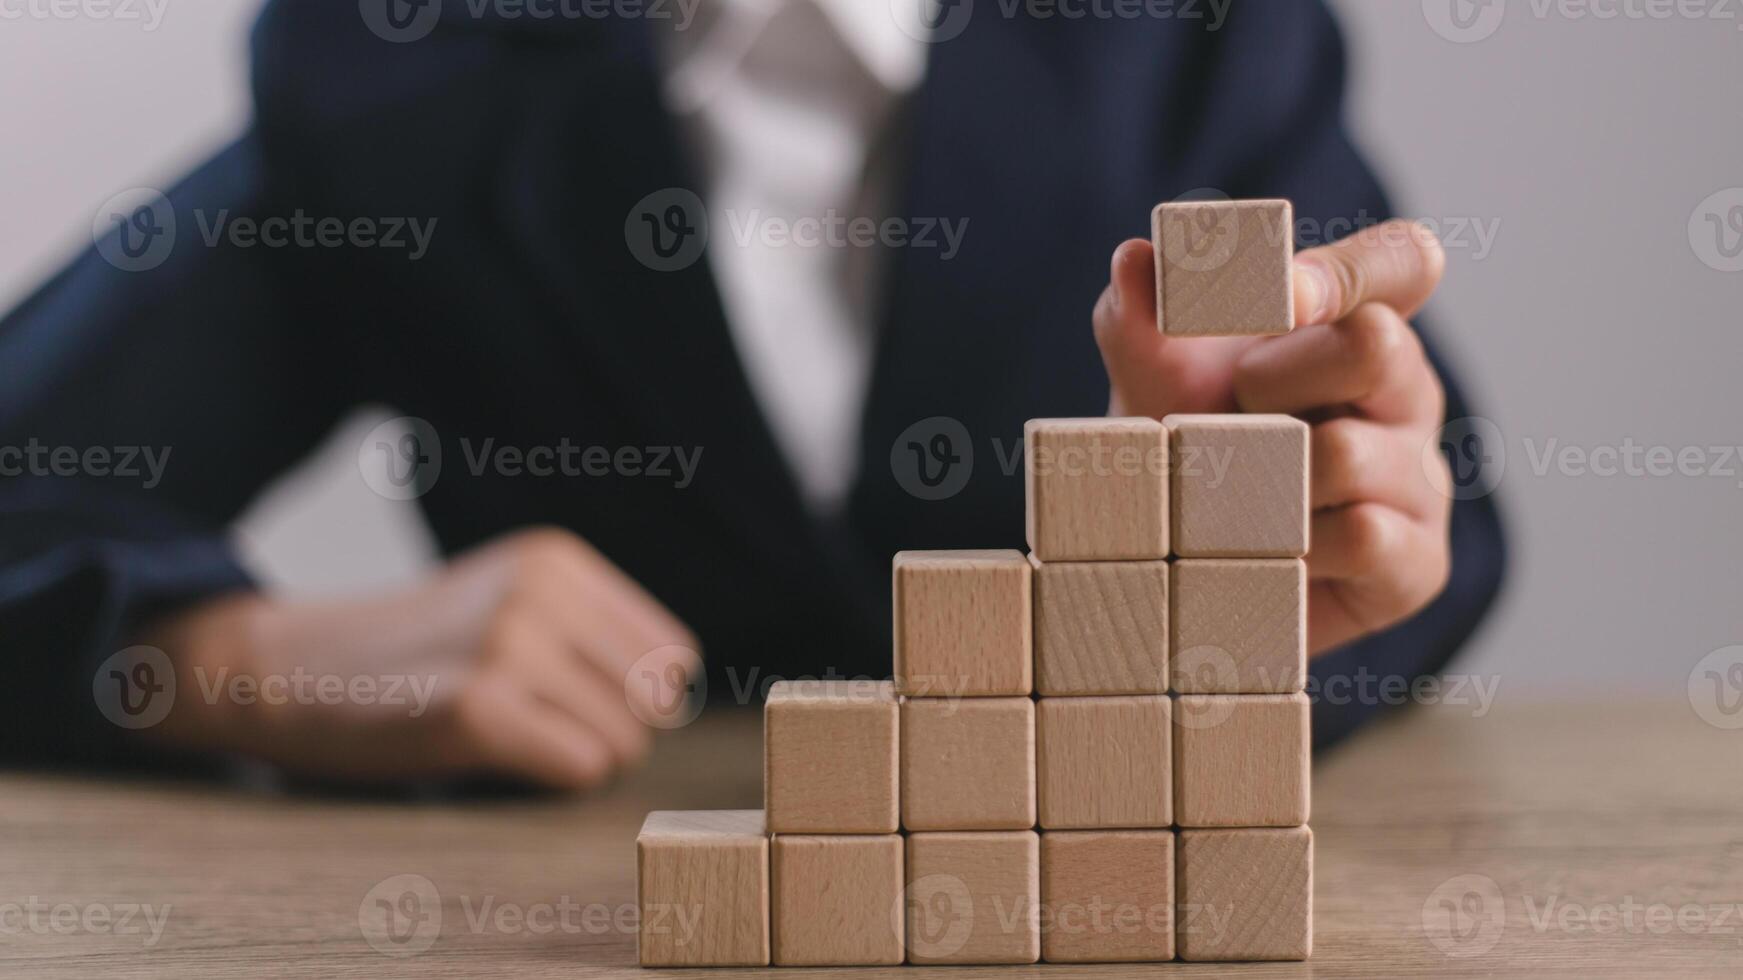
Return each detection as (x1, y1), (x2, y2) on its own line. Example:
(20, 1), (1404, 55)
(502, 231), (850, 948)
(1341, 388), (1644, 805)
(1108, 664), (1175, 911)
(655, 0), (927, 514)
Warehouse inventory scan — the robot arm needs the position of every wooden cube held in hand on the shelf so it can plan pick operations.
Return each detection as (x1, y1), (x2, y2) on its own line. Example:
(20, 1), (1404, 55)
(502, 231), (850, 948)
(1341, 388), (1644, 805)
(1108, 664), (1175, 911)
(904, 831), (1041, 965)
(893, 550), (1032, 697)
(772, 834), (904, 966)
(636, 810), (770, 967)
(1040, 830), (1175, 963)
(1177, 827), (1313, 961)
(1037, 696), (1172, 830)
(1172, 559), (1306, 694)
(1166, 414), (1309, 558)
(765, 680), (899, 834)
(1033, 557), (1169, 696)
(902, 697), (1036, 831)
(1025, 418), (1168, 562)
(1153, 199), (1294, 337)
(1172, 693), (1310, 828)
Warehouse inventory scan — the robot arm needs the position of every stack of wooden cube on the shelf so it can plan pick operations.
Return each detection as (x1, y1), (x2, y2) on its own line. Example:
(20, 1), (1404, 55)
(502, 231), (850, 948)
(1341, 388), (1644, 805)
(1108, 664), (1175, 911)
(637, 199), (1313, 967)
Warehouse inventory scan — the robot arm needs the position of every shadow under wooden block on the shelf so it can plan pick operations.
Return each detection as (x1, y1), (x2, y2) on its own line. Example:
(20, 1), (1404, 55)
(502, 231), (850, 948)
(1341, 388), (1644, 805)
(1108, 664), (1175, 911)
(1024, 418), (1168, 562)
(636, 810), (770, 967)
(1166, 414), (1309, 558)
(1171, 559), (1306, 694)
(1153, 199), (1294, 337)
(893, 550), (1032, 697)
(1177, 827), (1313, 962)
(1172, 694), (1310, 828)
(772, 835), (904, 966)
(1041, 830), (1175, 963)
(765, 679), (899, 834)
(1033, 557), (1169, 696)
(902, 697), (1036, 831)
(905, 831), (1040, 965)
(1037, 696), (1172, 830)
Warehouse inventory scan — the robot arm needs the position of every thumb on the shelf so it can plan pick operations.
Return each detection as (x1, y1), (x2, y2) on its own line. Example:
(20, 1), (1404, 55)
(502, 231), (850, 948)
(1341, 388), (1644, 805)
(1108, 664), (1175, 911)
(1093, 238), (1247, 418)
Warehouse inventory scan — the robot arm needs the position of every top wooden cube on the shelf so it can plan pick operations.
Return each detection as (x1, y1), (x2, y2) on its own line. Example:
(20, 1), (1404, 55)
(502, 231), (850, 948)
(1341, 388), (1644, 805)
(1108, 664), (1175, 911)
(1025, 418), (1169, 561)
(1153, 199), (1294, 337)
(893, 550), (1032, 696)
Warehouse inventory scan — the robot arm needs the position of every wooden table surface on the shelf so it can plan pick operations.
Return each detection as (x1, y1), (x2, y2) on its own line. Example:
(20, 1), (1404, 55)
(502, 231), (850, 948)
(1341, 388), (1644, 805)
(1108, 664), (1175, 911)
(5, 700), (1742, 978)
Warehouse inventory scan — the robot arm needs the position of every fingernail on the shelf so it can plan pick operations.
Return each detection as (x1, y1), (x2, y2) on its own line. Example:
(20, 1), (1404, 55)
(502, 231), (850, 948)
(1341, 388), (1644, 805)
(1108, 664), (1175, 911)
(1300, 260), (1333, 323)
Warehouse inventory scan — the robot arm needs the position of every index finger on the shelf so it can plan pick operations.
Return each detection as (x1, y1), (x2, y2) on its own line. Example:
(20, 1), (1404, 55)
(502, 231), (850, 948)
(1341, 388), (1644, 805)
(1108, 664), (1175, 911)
(1293, 219), (1446, 326)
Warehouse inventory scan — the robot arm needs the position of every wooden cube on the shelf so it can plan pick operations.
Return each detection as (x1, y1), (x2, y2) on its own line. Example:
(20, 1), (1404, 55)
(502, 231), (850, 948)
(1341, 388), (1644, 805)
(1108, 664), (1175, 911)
(1037, 696), (1171, 830)
(1032, 557), (1169, 696)
(1172, 559), (1306, 694)
(905, 831), (1040, 964)
(1040, 831), (1175, 963)
(1177, 827), (1313, 961)
(1024, 418), (1168, 562)
(1152, 199), (1294, 337)
(893, 550), (1032, 697)
(765, 679), (898, 834)
(1166, 414), (1309, 558)
(772, 835), (904, 966)
(1172, 694), (1310, 828)
(902, 697), (1036, 831)
(636, 810), (770, 967)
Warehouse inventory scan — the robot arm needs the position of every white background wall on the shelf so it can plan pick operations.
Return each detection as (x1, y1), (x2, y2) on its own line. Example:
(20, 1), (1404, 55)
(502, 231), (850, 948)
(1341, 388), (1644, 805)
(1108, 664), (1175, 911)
(3, 1), (1740, 698)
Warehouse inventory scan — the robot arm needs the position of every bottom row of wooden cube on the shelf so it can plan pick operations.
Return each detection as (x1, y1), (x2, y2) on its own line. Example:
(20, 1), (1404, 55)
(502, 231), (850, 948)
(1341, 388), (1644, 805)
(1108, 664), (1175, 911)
(636, 810), (1312, 966)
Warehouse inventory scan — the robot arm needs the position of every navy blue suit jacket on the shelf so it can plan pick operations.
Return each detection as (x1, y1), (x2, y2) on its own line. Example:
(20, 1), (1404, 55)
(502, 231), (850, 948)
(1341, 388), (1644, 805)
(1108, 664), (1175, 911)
(0, 0), (1505, 768)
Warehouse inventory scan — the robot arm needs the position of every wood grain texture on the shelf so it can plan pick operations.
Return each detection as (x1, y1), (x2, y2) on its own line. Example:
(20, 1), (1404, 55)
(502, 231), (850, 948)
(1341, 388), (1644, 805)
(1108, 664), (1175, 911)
(13, 702), (1743, 979)
(901, 697), (1036, 831)
(1166, 414), (1309, 558)
(635, 810), (770, 966)
(1177, 827), (1312, 962)
(892, 550), (1032, 697)
(1171, 559), (1306, 694)
(904, 831), (1041, 965)
(771, 835), (904, 966)
(764, 679), (898, 834)
(1173, 694), (1310, 828)
(1040, 830), (1175, 963)
(1153, 199), (1294, 337)
(1037, 696), (1171, 830)
(1024, 418), (1168, 562)
(1032, 557), (1169, 696)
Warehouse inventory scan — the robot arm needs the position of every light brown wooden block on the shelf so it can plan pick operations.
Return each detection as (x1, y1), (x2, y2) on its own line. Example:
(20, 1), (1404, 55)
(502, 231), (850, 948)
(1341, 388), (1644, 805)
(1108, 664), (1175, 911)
(1024, 418), (1168, 562)
(636, 810), (770, 967)
(893, 550), (1032, 697)
(1166, 414), (1309, 558)
(904, 831), (1040, 964)
(1177, 827), (1313, 961)
(1172, 694), (1310, 828)
(771, 834), (904, 966)
(902, 697), (1036, 831)
(1040, 830), (1175, 963)
(1036, 696), (1171, 830)
(1032, 557), (1169, 696)
(1171, 559), (1306, 694)
(764, 679), (898, 834)
(1153, 199), (1294, 337)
